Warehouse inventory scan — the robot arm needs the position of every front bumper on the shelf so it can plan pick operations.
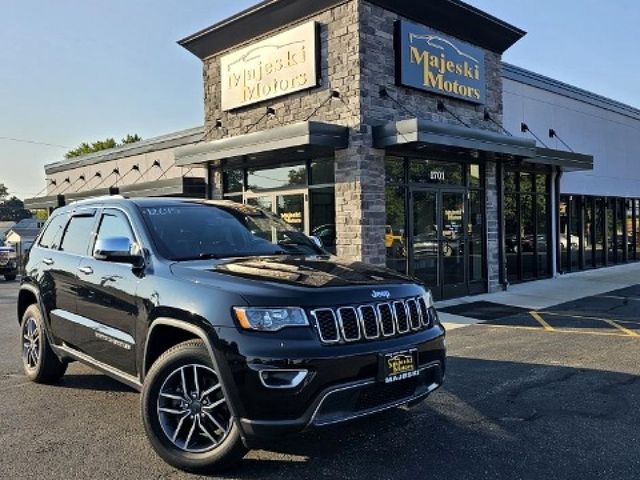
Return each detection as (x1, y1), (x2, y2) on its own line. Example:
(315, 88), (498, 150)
(212, 325), (446, 441)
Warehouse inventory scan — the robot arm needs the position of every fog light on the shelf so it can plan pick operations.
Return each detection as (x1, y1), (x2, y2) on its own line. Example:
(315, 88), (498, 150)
(259, 369), (309, 389)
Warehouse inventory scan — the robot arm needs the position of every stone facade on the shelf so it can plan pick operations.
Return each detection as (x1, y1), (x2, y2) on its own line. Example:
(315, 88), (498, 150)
(199, 0), (508, 286)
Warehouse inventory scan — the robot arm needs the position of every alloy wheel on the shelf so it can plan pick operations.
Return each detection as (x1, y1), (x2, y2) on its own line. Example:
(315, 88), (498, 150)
(22, 317), (41, 370)
(157, 364), (232, 453)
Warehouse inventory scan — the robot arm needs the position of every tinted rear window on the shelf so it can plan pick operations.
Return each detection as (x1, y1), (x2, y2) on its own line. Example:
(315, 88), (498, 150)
(38, 214), (68, 250)
(60, 215), (95, 256)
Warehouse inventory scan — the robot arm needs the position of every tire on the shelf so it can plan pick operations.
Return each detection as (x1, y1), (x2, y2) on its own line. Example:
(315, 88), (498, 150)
(5, 274), (17, 281)
(141, 340), (247, 473)
(20, 304), (67, 383)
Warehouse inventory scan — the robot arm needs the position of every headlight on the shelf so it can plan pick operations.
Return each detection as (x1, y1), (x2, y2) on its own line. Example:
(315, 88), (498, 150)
(233, 307), (309, 332)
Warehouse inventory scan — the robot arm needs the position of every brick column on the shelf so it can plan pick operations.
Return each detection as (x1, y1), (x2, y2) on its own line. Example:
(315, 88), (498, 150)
(334, 128), (387, 266)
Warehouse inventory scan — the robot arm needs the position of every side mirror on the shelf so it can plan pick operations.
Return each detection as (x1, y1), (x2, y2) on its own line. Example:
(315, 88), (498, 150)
(94, 236), (142, 265)
(309, 236), (323, 249)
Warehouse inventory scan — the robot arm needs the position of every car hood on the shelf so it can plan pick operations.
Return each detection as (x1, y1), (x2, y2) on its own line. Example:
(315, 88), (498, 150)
(171, 255), (415, 288)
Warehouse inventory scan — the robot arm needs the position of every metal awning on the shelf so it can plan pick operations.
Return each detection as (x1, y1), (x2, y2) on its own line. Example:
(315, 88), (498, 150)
(175, 121), (349, 167)
(527, 147), (594, 172)
(118, 177), (206, 198)
(23, 195), (65, 210)
(373, 118), (537, 158)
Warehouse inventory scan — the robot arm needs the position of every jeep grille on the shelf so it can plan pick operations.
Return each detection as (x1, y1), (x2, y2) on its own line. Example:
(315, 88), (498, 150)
(310, 297), (437, 344)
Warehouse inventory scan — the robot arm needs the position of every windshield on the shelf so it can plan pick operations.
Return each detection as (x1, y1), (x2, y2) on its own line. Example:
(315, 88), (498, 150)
(139, 203), (324, 261)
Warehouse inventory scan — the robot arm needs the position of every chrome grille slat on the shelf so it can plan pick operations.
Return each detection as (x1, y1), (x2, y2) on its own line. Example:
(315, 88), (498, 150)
(337, 307), (361, 342)
(377, 303), (396, 337)
(311, 296), (433, 345)
(358, 305), (380, 340)
(406, 299), (421, 330)
(312, 309), (340, 344)
(393, 301), (410, 334)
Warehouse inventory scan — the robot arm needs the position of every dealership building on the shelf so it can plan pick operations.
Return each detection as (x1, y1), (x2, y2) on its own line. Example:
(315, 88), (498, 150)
(26, 0), (640, 299)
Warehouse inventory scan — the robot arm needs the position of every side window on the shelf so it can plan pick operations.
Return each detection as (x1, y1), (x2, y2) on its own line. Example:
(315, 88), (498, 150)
(38, 214), (68, 250)
(94, 211), (135, 254)
(59, 215), (96, 256)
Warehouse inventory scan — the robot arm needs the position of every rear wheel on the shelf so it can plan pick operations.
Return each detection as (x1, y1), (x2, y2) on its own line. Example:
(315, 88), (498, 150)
(20, 304), (67, 383)
(141, 340), (247, 473)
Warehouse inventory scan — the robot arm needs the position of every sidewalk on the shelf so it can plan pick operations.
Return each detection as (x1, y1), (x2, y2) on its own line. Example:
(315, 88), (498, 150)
(435, 262), (640, 330)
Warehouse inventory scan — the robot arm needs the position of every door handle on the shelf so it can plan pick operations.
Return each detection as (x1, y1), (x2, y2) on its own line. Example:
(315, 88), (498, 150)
(42, 258), (54, 266)
(78, 266), (94, 276)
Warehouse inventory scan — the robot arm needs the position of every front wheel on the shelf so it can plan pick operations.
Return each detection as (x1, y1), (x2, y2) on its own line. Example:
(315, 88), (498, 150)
(141, 340), (247, 473)
(20, 304), (67, 383)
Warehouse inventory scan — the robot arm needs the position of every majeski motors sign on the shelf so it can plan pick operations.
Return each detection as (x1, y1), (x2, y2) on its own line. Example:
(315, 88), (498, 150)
(221, 22), (319, 111)
(396, 21), (486, 104)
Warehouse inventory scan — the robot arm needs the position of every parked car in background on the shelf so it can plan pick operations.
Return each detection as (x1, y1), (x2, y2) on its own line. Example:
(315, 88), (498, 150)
(18, 198), (446, 473)
(0, 240), (18, 281)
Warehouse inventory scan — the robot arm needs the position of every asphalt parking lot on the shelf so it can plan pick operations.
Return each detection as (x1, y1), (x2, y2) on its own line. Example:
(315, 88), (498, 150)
(1, 280), (639, 480)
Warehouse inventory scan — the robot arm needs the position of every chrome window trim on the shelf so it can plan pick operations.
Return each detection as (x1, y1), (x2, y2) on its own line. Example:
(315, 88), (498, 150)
(376, 302), (396, 337)
(337, 306), (361, 342)
(311, 309), (340, 344)
(357, 305), (380, 340)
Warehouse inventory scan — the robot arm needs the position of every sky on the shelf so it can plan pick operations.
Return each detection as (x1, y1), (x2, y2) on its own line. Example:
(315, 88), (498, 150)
(1, 0), (638, 199)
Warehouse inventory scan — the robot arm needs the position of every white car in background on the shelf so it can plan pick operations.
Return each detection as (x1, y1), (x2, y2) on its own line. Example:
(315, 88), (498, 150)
(0, 241), (18, 281)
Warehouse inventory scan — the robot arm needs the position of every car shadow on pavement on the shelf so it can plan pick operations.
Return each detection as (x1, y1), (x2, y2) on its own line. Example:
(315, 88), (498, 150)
(214, 356), (639, 480)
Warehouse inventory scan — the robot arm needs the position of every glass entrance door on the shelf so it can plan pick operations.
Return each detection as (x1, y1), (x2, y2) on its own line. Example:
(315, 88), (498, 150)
(412, 189), (469, 300)
(246, 191), (309, 233)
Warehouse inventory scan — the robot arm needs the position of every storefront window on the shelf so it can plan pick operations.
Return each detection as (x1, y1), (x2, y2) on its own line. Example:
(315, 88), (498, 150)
(469, 164), (482, 189)
(223, 169), (244, 193)
(627, 199), (635, 262)
(309, 159), (335, 185)
(595, 198), (605, 267)
(636, 200), (640, 260)
(247, 163), (306, 191)
(559, 196), (569, 272)
(616, 198), (625, 262)
(607, 198), (616, 264)
(504, 168), (551, 283)
(584, 197), (594, 268)
(385, 157), (405, 184)
(310, 188), (336, 254)
(385, 186), (407, 274)
(570, 196), (581, 270)
(409, 159), (464, 186)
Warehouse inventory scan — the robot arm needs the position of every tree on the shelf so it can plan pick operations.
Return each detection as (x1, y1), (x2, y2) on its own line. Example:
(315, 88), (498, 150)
(0, 183), (7, 199)
(65, 134), (142, 159)
(0, 196), (31, 222)
(121, 134), (142, 144)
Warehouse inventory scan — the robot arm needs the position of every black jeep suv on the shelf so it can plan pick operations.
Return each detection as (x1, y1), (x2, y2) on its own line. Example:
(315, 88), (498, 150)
(18, 197), (446, 472)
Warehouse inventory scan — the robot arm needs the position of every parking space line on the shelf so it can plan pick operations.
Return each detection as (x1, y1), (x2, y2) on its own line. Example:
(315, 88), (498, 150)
(483, 324), (639, 339)
(543, 312), (640, 338)
(530, 311), (555, 332)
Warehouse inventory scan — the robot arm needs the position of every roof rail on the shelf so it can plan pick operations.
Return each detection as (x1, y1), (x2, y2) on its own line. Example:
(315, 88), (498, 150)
(68, 194), (126, 205)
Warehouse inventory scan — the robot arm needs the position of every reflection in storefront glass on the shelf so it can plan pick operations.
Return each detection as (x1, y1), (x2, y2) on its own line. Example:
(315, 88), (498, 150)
(247, 164), (306, 191)
(410, 159), (464, 186)
(385, 186), (407, 274)
(276, 194), (305, 231)
(310, 188), (336, 254)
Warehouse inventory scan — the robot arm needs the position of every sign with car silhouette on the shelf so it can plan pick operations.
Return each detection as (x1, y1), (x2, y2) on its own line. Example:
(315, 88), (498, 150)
(396, 20), (486, 104)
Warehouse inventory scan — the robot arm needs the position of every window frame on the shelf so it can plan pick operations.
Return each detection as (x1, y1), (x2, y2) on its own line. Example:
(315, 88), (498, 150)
(58, 210), (98, 257)
(91, 208), (139, 258)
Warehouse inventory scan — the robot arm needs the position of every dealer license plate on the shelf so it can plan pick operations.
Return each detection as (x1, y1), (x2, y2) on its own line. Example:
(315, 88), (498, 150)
(379, 349), (419, 384)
